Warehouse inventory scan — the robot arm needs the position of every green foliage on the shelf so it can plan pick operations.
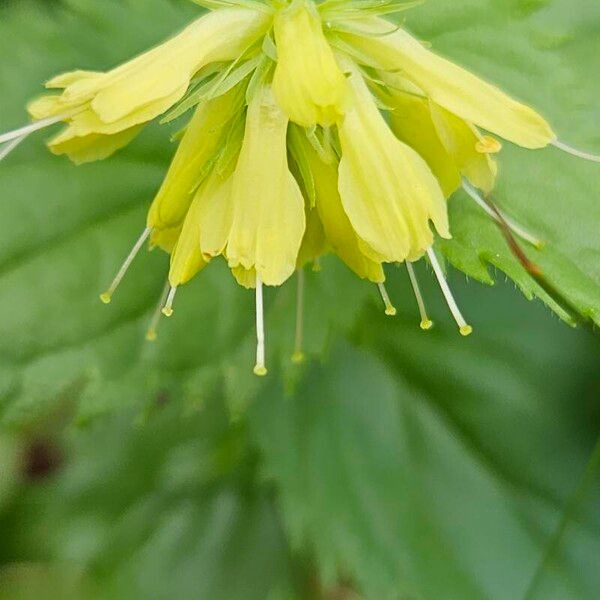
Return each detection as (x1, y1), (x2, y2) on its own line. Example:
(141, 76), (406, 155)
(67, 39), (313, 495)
(0, 0), (599, 599)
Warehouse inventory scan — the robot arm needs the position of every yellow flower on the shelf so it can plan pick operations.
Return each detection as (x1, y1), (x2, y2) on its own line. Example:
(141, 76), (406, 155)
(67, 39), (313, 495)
(339, 17), (555, 149)
(288, 125), (384, 283)
(272, 0), (347, 127)
(3, 0), (598, 374)
(337, 57), (449, 264)
(214, 83), (306, 287)
(26, 8), (270, 164)
(382, 75), (498, 196)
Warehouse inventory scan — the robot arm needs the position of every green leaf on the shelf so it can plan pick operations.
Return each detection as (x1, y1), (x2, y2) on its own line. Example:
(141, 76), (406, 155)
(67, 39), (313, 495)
(0, 396), (294, 600)
(248, 273), (600, 599)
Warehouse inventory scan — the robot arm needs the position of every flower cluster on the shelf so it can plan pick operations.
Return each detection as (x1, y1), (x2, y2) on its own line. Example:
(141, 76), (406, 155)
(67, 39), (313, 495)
(1, 0), (598, 374)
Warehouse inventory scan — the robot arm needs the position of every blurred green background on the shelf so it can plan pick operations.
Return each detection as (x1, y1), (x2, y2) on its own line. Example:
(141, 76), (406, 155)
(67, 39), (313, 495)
(0, 0), (599, 598)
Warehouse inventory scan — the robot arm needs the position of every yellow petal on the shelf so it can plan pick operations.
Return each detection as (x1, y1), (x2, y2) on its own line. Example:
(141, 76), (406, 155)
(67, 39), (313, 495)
(429, 103), (497, 194)
(146, 85), (245, 231)
(45, 70), (103, 89)
(168, 194), (209, 287)
(273, 0), (347, 127)
(230, 265), (257, 289)
(67, 83), (188, 136)
(296, 206), (328, 268)
(48, 124), (143, 164)
(387, 89), (462, 197)
(293, 127), (384, 282)
(89, 9), (270, 124)
(226, 85), (305, 286)
(32, 8), (269, 133)
(342, 21), (555, 148)
(198, 173), (235, 260)
(337, 59), (449, 263)
(150, 226), (181, 254)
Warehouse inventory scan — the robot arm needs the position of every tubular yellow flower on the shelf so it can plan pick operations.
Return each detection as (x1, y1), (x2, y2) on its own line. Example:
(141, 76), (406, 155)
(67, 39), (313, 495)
(3, 0), (597, 372)
(337, 58), (449, 263)
(27, 8), (270, 163)
(340, 18), (555, 149)
(224, 84), (306, 286)
(272, 0), (347, 127)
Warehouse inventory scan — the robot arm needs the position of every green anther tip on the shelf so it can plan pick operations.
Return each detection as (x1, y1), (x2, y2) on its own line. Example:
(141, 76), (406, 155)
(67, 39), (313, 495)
(460, 325), (473, 337)
(100, 292), (112, 304)
(161, 307), (174, 318)
(145, 329), (157, 342)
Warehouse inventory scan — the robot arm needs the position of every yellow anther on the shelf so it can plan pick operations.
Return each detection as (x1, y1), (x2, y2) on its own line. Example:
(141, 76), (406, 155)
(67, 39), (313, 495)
(476, 135), (502, 154)
(253, 365), (268, 377)
(460, 325), (473, 337)
(161, 286), (177, 317)
(378, 283), (397, 317)
(100, 292), (112, 304)
(420, 319), (433, 331)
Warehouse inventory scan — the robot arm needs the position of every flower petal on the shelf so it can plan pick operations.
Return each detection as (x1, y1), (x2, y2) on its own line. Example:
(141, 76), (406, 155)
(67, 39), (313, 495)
(169, 193), (210, 288)
(89, 8), (270, 124)
(342, 21), (555, 148)
(146, 85), (245, 231)
(387, 88), (462, 197)
(292, 127), (384, 281)
(273, 0), (347, 127)
(337, 60), (449, 263)
(48, 124), (143, 164)
(198, 174), (235, 260)
(429, 103), (497, 194)
(226, 85), (306, 286)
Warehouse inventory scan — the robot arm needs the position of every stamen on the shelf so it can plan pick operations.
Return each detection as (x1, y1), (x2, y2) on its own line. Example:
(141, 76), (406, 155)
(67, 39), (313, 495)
(145, 281), (171, 341)
(312, 257), (322, 273)
(254, 276), (267, 376)
(475, 135), (502, 154)
(405, 262), (433, 330)
(292, 269), (305, 364)
(161, 286), (177, 317)
(0, 114), (66, 145)
(462, 179), (544, 249)
(100, 227), (151, 304)
(426, 248), (473, 337)
(0, 134), (26, 162)
(553, 140), (600, 163)
(377, 283), (397, 316)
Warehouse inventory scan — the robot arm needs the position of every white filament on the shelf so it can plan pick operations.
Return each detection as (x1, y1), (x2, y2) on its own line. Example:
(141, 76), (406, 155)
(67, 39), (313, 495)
(427, 248), (472, 336)
(377, 282), (396, 316)
(161, 286), (178, 317)
(293, 269), (305, 363)
(405, 262), (432, 330)
(100, 227), (151, 303)
(0, 115), (66, 145)
(254, 276), (267, 375)
(146, 281), (171, 341)
(553, 140), (600, 163)
(0, 134), (27, 162)
(462, 179), (543, 249)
